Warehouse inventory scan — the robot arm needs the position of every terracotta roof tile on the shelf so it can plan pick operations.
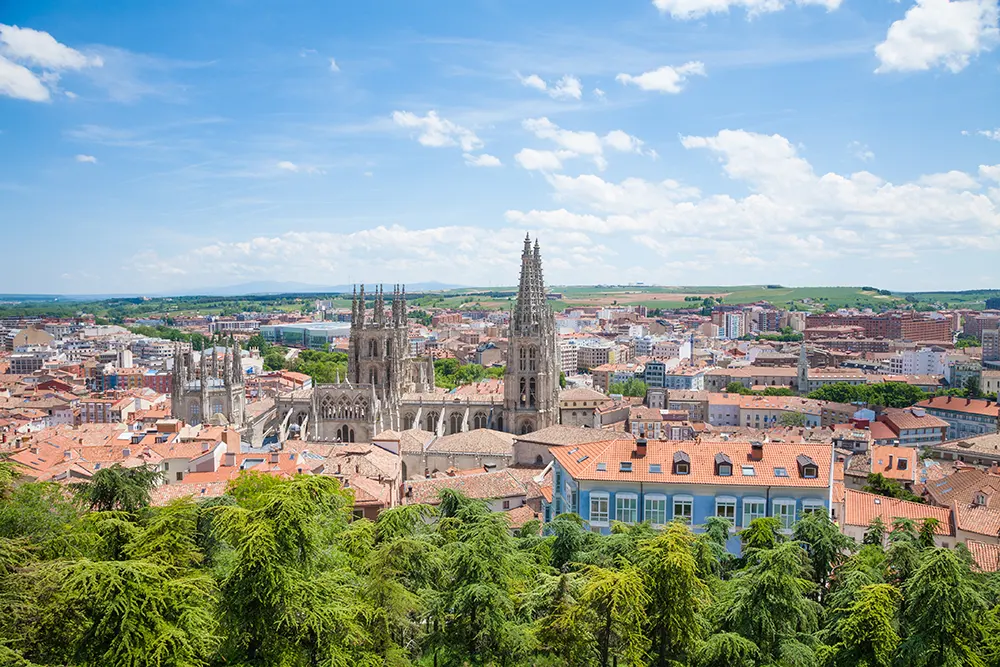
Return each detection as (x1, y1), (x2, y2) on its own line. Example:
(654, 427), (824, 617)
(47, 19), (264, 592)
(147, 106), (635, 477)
(843, 489), (952, 535)
(967, 540), (1000, 572)
(954, 504), (1000, 538)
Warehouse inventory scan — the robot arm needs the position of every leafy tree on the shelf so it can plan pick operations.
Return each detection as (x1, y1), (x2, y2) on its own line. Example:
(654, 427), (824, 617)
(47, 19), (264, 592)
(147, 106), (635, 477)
(863, 516), (886, 546)
(244, 333), (270, 353)
(825, 583), (900, 667)
(640, 523), (708, 666)
(898, 548), (987, 667)
(779, 411), (809, 427)
(965, 376), (984, 399)
(74, 464), (162, 513)
(580, 563), (650, 667)
(863, 473), (924, 503)
(609, 378), (647, 398)
(793, 509), (855, 596)
(695, 632), (760, 667)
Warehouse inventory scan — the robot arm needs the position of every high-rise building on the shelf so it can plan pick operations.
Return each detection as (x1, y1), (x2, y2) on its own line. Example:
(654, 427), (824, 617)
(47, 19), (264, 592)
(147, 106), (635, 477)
(502, 235), (560, 435)
(983, 328), (1000, 363)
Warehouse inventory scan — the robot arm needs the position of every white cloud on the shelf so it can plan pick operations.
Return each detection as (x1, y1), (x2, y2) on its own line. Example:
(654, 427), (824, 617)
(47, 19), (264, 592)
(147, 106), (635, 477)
(64, 90), (77, 99)
(848, 141), (875, 162)
(464, 153), (502, 167)
(616, 62), (706, 93)
(329, 57), (340, 72)
(652, 0), (842, 20)
(0, 24), (102, 102)
(391, 110), (483, 152)
(917, 170), (981, 189)
(977, 128), (1000, 140)
(505, 129), (1000, 282)
(0, 55), (50, 101)
(593, 88), (606, 99)
(517, 73), (583, 100)
(75, 154), (97, 163)
(515, 148), (569, 171)
(519, 117), (653, 171)
(276, 160), (322, 174)
(875, 0), (999, 74)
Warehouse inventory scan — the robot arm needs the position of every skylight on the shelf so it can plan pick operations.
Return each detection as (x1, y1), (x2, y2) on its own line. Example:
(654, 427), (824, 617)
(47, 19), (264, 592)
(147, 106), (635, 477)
(649, 463), (662, 473)
(774, 467), (789, 477)
(596, 462), (607, 472)
(576, 455), (589, 463)
(741, 465), (755, 476)
(619, 462), (633, 472)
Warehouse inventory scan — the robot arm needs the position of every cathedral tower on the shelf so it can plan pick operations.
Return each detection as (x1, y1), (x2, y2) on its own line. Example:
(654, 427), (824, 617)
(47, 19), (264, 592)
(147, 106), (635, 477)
(502, 235), (559, 434)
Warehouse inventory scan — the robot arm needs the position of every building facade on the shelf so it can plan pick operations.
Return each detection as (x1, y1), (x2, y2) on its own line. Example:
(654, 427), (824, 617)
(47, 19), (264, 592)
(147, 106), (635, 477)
(170, 340), (246, 428)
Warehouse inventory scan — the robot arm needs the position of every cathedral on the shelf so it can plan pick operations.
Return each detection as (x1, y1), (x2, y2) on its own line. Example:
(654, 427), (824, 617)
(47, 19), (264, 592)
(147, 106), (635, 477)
(275, 234), (560, 442)
(171, 338), (246, 427)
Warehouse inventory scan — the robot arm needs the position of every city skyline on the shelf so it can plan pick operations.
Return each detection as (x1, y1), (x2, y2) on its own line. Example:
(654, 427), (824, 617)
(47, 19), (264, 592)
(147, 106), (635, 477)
(2, 0), (999, 293)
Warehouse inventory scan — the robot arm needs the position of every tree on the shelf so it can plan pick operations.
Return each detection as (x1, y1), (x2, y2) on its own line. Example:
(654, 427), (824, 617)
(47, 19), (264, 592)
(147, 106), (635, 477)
(863, 473), (924, 503)
(793, 509), (855, 596)
(695, 632), (760, 667)
(244, 333), (270, 353)
(639, 523), (708, 666)
(74, 464), (162, 513)
(560, 371), (567, 388)
(609, 378), (647, 398)
(898, 548), (987, 667)
(778, 411), (808, 427)
(965, 376), (984, 399)
(580, 563), (650, 667)
(825, 583), (901, 667)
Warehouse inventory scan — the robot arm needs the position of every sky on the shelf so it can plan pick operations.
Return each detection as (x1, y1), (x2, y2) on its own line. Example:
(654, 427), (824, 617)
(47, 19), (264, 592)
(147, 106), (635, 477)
(1, 0), (999, 295)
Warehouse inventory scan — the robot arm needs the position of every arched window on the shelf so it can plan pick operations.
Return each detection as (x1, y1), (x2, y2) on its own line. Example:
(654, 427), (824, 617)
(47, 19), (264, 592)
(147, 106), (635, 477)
(529, 347), (537, 371)
(337, 424), (350, 442)
(403, 413), (416, 429)
(320, 395), (335, 419)
(426, 411), (439, 432)
(189, 403), (200, 423)
(386, 339), (392, 358)
(473, 412), (488, 429)
(211, 402), (223, 416)
(336, 395), (351, 419)
(449, 412), (462, 434)
(496, 415), (504, 432)
(370, 368), (379, 386)
(519, 377), (527, 407)
(519, 420), (534, 435)
(529, 378), (536, 407)
(519, 347), (527, 371)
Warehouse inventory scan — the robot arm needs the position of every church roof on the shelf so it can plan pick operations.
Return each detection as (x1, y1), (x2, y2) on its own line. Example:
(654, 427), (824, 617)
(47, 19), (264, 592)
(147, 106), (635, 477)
(425, 428), (516, 456)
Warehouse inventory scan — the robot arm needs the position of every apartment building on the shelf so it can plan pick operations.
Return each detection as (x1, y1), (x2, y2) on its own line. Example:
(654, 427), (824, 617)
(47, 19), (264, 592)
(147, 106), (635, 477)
(913, 396), (1000, 440)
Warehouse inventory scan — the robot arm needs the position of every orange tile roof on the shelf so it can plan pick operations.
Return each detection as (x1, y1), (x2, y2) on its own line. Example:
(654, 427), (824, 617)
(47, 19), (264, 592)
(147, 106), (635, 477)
(551, 439), (832, 487)
(869, 445), (917, 482)
(954, 504), (1000, 538)
(843, 489), (952, 535)
(967, 540), (1000, 572)
(878, 408), (949, 433)
(916, 396), (1000, 418)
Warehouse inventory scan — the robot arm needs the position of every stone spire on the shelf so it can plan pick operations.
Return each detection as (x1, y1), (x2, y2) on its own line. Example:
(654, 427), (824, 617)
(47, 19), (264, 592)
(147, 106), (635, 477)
(375, 285), (385, 326)
(224, 342), (232, 388)
(797, 343), (809, 394)
(512, 234), (547, 336)
(351, 285), (358, 328)
(232, 336), (242, 385)
(358, 284), (366, 328)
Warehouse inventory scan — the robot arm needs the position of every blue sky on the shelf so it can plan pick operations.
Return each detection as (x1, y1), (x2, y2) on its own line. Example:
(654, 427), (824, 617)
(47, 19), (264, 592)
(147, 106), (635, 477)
(2, 0), (999, 294)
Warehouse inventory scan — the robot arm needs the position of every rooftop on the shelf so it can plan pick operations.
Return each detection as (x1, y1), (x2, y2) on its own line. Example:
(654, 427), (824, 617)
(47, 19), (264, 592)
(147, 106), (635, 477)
(843, 489), (952, 535)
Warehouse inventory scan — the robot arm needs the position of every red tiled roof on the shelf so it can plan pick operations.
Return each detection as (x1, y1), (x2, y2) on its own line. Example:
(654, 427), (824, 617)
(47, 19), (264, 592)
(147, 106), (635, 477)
(843, 489), (952, 535)
(916, 396), (1000, 418)
(967, 540), (1000, 572)
(954, 503), (1000, 538)
(878, 408), (949, 433)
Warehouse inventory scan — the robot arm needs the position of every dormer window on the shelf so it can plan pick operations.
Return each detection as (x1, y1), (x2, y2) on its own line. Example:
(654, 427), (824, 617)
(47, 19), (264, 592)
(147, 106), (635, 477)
(975, 492), (987, 506)
(673, 451), (690, 475)
(796, 454), (819, 479)
(898, 458), (908, 470)
(715, 452), (733, 477)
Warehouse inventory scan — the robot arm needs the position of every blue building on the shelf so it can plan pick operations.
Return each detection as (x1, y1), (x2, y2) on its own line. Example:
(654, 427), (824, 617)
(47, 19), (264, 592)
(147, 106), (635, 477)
(545, 438), (832, 554)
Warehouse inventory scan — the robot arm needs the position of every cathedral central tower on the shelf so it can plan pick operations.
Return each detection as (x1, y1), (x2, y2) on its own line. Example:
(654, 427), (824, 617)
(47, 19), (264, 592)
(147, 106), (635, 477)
(502, 235), (559, 434)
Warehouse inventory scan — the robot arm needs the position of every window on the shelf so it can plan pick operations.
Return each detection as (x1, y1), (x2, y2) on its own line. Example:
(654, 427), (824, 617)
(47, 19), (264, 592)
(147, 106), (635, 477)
(673, 495), (693, 525)
(590, 493), (610, 526)
(566, 487), (576, 512)
(649, 463), (662, 474)
(645, 494), (667, 526)
(802, 500), (825, 516)
(616, 494), (638, 523)
(802, 466), (818, 478)
(676, 462), (690, 474)
(716, 496), (736, 523)
(898, 458), (908, 470)
(718, 464), (732, 476)
(502, 500), (510, 510)
(175, 471), (183, 481)
(619, 462), (633, 472)
(743, 497), (766, 527)
(774, 467), (789, 477)
(596, 462), (607, 472)
(741, 465), (755, 476)
(774, 500), (796, 530)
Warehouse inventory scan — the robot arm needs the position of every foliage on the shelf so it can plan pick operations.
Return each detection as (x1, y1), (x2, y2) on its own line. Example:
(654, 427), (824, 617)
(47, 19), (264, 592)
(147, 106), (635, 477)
(74, 464), (163, 513)
(807, 382), (929, 408)
(778, 411), (809, 427)
(433, 358), (504, 389)
(288, 349), (348, 383)
(724, 381), (795, 397)
(609, 378), (648, 398)
(863, 473), (925, 504)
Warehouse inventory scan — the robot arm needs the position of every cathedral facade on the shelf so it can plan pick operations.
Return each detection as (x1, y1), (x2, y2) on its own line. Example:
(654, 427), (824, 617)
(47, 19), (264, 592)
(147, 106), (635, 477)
(171, 340), (246, 427)
(275, 235), (559, 442)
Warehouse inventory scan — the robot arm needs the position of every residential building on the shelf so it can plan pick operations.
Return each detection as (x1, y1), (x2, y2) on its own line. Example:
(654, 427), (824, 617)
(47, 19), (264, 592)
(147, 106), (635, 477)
(876, 407), (949, 447)
(929, 432), (1000, 467)
(548, 438), (833, 553)
(739, 395), (824, 428)
(840, 490), (954, 548)
(666, 390), (709, 423)
(914, 396), (1000, 440)
(707, 392), (741, 426)
(982, 370), (1000, 398)
(984, 329), (1000, 364)
(643, 359), (666, 388)
(559, 386), (612, 428)
(662, 365), (710, 391)
(558, 341), (579, 375)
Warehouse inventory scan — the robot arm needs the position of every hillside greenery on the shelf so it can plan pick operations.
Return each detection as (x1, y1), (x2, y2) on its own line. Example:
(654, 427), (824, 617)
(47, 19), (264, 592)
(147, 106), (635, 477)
(2, 462), (1000, 666)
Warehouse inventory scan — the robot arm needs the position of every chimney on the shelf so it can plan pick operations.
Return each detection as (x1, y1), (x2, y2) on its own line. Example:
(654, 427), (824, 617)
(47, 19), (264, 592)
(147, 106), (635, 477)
(222, 427), (240, 455)
(888, 455), (894, 470)
(269, 451), (279, 464)
(224, 452), (236, 467)
(749, 441), (764, 461)
(635, 438), (647, 457)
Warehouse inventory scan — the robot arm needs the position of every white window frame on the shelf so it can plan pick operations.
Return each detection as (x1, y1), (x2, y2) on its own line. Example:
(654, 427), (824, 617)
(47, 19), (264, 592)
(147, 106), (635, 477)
(615, 493), (638, 524)
(802, 499), (826, 516)
(673, 494), (694, 525)
(715, 496), (737, 524)
(742, 497), (766, 528)
(644, 494), (667, 527)
(590, 492), (610, 527)
(773, 499), (797, 531)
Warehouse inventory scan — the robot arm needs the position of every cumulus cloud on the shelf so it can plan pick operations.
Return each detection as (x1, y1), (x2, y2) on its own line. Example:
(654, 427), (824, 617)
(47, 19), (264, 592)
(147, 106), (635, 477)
(392, 110), (483, 152)
(75, 154), (97, 163)
(515, 148), (571, 171)
(593, 88), (606, 99)
(616, 62), (706, 93)
(505, 129), (1000, 281)
(652, 0), (841, 20)
(464, 153), (502, 167)
(0, 23), (102, 102)
(517, 73), (583, 100)
(518, 117), (654, 171)
(875, 0), (999, 74)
